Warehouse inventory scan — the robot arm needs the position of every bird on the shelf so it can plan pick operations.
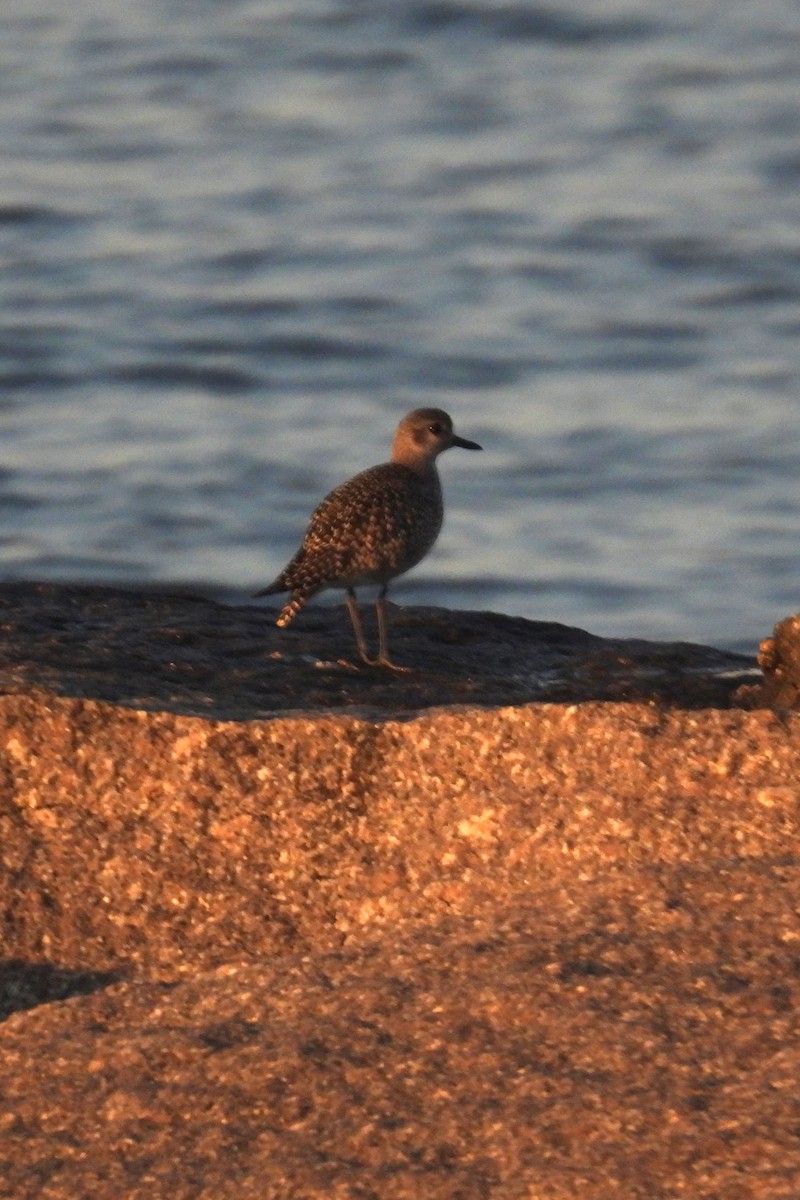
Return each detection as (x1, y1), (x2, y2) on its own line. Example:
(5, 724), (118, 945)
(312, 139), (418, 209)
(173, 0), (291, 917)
(255, 407), (482, 669)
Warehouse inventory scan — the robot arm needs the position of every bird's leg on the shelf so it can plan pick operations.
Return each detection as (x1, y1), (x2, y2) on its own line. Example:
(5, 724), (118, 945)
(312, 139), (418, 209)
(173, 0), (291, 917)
(345, 589), (378, 666)
(374, 586), (413, 672)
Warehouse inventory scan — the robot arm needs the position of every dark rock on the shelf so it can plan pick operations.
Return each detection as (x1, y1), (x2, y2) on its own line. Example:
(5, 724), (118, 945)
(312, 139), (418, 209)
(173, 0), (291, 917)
(0, 582), (756, 717)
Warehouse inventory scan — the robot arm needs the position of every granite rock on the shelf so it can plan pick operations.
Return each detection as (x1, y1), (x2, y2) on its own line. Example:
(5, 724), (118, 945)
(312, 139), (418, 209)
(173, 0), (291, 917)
(757, 611), (800, 708)
(0, 584), (796, 1199)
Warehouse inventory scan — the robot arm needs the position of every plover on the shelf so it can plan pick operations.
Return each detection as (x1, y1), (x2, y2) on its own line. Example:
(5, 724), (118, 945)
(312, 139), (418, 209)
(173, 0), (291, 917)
(255, 407), (482, 669)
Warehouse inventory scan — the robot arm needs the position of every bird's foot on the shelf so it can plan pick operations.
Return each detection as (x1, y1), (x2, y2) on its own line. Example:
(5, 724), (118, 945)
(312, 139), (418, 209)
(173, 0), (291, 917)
(362, 655), (414, 673)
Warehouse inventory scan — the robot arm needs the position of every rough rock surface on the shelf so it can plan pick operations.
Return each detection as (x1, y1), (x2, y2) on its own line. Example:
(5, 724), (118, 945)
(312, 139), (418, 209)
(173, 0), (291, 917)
(758, 611), (800, 708)
(1, 584), (797, 1199)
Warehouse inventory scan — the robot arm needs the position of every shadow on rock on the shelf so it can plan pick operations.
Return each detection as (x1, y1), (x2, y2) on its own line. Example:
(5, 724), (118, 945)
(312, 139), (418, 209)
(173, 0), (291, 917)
(0, 960), (123, 1021)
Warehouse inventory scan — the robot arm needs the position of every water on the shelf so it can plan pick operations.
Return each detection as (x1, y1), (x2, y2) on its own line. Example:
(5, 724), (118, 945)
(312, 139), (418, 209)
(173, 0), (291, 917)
(2, 0), (800, 654)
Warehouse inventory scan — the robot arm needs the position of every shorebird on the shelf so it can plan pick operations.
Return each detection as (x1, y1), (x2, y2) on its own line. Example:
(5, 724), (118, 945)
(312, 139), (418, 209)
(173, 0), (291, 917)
(255, 407), (482, 669)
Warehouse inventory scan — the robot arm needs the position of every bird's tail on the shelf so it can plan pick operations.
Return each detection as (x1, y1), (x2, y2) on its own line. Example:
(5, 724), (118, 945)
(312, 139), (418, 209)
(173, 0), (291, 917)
(253, 577), (284, 598)
(253, 576), (310, 628)
(275, 594), (307, 628)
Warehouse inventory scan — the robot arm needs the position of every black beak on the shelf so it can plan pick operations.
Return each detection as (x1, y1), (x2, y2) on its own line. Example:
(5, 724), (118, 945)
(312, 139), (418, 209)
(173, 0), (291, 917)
(451, 435), (482, 451)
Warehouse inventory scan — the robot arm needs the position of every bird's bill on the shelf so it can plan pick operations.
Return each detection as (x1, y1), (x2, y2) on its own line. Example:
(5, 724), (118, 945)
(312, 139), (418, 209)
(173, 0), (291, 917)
(451, 435), (482, 450)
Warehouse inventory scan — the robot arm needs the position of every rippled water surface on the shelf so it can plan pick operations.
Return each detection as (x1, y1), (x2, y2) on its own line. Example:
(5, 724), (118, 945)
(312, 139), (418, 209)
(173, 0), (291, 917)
(3, 0), (800, 651)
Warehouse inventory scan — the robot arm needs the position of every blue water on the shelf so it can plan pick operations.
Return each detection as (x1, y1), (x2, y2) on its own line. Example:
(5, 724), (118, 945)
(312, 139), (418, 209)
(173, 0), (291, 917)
(2, 0), (800, 652)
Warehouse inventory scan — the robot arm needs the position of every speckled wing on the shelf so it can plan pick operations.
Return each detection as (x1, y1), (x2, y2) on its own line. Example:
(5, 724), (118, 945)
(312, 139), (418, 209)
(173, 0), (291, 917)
(263, 462), (444, 601)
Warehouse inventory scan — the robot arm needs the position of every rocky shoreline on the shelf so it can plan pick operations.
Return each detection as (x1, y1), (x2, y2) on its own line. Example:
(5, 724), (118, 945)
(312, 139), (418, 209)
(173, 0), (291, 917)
(0, 583), (797, 1198)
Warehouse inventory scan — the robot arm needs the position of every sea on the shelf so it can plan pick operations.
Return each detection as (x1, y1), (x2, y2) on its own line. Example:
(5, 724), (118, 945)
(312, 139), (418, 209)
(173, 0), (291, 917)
(2, 0), (800, 654)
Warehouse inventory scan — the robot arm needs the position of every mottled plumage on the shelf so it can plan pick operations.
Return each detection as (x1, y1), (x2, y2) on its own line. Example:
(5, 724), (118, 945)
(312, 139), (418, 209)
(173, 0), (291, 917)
(256, 408), (482, 668)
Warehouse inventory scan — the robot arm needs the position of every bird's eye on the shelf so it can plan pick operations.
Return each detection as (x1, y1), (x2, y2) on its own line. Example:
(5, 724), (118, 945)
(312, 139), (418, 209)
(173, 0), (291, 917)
(428, 422), (443, 436)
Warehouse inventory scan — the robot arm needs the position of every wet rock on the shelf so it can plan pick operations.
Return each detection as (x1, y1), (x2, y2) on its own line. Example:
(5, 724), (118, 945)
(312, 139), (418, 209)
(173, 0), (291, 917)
(0, 582), (756, 716)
